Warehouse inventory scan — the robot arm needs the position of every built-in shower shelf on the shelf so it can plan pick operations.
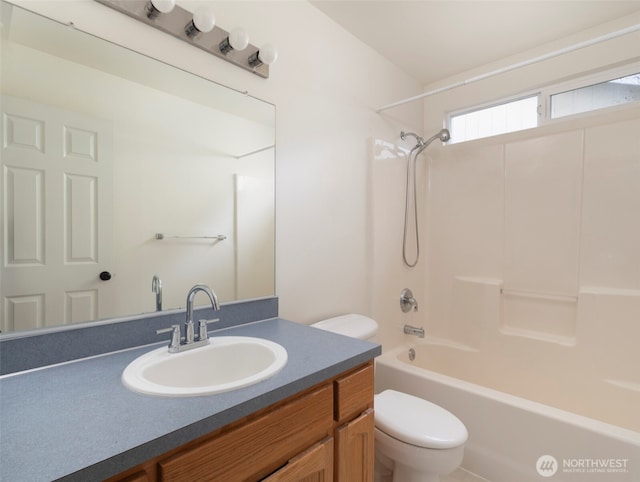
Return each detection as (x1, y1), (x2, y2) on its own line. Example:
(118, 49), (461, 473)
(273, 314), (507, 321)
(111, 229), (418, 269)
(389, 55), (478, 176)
(500, 287), (578, 343)
(498, 325), (576, 346)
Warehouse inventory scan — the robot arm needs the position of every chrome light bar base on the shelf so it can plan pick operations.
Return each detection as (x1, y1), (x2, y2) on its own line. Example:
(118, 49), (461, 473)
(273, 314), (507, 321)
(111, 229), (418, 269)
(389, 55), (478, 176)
(95, 0), (270, 78)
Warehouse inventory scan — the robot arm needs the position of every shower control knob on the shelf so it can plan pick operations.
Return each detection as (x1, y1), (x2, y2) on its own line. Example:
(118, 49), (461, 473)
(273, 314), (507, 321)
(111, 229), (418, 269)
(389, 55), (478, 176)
(99, 271), (112, 281)
(400, 288), (418, 313)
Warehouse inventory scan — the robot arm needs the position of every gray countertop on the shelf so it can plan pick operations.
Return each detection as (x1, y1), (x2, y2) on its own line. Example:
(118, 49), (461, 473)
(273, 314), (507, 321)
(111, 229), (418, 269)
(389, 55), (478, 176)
(0, 318), (380, 481)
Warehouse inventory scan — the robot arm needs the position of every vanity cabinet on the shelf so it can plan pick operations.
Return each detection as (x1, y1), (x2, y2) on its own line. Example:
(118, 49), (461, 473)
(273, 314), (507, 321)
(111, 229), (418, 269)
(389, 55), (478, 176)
(262, 437), (334, 481)
(333, 364), (375, 482)
(107, 361), (374, 482)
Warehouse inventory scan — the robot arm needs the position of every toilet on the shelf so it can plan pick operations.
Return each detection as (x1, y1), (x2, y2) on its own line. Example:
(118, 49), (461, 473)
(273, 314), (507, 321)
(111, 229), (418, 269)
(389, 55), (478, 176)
(311, 314), (468, 482)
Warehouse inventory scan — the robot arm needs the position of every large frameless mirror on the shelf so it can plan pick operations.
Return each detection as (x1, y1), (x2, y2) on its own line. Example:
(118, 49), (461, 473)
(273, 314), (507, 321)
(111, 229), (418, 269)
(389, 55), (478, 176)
(0, 0), (275, 335)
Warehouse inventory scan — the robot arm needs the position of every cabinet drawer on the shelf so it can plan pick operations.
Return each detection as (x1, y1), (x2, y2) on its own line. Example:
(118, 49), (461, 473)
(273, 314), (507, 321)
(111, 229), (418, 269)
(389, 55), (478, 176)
(333, 363), (374, 423)
(159, 384), (333, 481)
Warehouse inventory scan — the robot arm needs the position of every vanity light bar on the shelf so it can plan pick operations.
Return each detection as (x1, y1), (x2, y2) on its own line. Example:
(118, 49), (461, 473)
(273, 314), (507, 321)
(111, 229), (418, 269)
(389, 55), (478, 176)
(94, 0), (272, 78)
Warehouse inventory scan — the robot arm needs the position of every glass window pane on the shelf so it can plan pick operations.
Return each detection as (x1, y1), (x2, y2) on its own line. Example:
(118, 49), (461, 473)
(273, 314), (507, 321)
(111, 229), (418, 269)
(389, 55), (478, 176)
(450, 95), (538, 143)
(551, 73), (640, 119)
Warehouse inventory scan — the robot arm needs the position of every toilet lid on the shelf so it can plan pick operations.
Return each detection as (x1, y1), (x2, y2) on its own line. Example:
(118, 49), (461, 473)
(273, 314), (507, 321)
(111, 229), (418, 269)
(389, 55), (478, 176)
(311, 314), (378, 340)
(374, 389), (468, 449)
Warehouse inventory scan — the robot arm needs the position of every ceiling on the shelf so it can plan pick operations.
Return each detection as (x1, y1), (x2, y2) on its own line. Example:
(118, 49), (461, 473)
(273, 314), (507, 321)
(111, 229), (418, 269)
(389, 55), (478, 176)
(309, 1), (640, 85)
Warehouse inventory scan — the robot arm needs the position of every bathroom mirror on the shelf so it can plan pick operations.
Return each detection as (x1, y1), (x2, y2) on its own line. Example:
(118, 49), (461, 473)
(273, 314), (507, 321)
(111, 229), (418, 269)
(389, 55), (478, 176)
(0, 1), (275, 334)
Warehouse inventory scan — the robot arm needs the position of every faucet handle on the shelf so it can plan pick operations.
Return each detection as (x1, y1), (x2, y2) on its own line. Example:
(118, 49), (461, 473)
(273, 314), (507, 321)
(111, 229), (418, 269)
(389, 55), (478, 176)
(156, 324), (181, 350)
(198, 318), (220, 341)
(400, 288), (419, 313)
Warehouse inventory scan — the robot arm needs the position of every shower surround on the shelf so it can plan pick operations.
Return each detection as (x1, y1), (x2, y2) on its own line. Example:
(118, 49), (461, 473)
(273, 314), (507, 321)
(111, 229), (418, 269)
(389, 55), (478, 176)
(370, 108), (639, 435)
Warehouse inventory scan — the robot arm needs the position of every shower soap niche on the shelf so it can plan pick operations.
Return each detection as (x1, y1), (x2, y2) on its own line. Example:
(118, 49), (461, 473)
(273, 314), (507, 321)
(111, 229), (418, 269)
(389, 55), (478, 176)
(500, 288), (577, 346)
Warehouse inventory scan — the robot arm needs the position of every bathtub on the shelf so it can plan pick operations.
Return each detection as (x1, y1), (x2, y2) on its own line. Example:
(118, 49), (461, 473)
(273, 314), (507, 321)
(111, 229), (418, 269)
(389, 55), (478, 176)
(374, 342), (640, 482)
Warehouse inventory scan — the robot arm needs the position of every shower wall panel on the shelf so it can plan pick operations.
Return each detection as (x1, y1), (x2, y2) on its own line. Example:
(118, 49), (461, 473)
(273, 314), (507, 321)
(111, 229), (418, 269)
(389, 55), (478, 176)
(424, 112), (640, 396)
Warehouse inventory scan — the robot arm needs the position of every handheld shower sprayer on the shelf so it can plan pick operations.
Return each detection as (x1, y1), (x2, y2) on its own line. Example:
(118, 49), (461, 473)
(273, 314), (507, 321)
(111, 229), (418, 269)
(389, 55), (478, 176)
(400, 128), (450, 267)
(433, 128), (451, 143)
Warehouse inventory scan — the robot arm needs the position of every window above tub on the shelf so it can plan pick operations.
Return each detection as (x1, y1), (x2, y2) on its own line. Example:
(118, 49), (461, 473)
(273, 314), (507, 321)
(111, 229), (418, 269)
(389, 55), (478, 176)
(447, 62), (640, 144)
(549, 70), (640, 119)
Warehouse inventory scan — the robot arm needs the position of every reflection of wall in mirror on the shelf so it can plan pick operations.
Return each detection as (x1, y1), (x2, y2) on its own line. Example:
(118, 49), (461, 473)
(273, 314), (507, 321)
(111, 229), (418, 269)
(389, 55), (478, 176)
(235, 160), (275, 300)
(2, 42), (274, 326)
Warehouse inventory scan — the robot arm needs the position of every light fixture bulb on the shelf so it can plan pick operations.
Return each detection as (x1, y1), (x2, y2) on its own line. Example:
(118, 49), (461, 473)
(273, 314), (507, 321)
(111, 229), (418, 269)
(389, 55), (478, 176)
(146, 0), (175, 19)
(150, 0), (175, 14)
(193, 7), (215, 33)
(258, 44), (278, 65)
(248, 44), (278, 68)
(185, 6), (215, 38)
(229, 28), (249, 51)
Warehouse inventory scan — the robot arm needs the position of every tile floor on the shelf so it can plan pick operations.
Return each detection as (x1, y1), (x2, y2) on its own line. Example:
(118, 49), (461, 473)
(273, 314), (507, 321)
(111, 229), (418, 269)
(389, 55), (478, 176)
(375, 463), (491, 482)
(443, 467), (492, 482)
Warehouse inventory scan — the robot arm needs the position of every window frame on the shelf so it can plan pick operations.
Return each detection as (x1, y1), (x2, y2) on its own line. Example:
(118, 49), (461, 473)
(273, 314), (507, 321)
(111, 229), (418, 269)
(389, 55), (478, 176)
(446, 61), (640, 144)
(448, 92), (542, 144)
(541, 62), (640, 122)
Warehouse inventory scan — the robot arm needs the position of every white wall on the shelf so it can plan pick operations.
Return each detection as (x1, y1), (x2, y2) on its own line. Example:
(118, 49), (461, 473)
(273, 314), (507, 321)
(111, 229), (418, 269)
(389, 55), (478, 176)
(13, 0), (423, 325)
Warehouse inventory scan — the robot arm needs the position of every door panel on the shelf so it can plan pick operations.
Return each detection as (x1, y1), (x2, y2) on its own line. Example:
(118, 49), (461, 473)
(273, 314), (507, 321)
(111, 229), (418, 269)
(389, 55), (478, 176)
(262, 438), (334, 482)
(1, 95), (113, 331)
(335, 409), (375, 482)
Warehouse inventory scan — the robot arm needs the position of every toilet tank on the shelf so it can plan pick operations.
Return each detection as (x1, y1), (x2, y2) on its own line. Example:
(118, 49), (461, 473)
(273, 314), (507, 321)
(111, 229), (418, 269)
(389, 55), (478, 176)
(311, 314), (379, 341)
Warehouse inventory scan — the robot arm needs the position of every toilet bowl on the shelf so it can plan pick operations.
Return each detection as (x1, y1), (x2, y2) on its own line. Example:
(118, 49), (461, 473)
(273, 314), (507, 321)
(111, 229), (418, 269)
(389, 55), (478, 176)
(375, 389), (467, 482)
(311, 314), (468, 482)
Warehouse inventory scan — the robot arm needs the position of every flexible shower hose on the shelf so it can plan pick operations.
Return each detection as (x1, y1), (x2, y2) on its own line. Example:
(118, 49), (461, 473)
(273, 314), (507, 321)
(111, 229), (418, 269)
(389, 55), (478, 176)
(402, 146), (421, 267)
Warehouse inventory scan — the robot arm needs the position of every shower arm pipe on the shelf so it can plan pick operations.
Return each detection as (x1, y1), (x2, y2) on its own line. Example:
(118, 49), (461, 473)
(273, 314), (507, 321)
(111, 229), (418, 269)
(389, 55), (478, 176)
(376, 23), (640, 113)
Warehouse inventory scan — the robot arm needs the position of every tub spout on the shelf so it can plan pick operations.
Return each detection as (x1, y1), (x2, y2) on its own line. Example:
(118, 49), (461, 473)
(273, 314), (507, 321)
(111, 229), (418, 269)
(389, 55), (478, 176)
(404, 325), (425, 338)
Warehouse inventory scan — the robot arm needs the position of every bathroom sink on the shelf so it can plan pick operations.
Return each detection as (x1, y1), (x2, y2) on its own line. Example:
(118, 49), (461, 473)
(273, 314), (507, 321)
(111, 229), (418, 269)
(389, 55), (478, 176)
(122, 336), (288, 397)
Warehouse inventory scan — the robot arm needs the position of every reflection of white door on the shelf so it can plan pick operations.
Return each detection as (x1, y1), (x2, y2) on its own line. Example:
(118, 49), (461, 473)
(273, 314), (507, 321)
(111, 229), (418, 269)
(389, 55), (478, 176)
(1, 95), (113, 332)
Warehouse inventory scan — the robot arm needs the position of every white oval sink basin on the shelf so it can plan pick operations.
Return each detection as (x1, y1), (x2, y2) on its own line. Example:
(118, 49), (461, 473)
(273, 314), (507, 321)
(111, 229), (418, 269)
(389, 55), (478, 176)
(122, 336), (287, 397)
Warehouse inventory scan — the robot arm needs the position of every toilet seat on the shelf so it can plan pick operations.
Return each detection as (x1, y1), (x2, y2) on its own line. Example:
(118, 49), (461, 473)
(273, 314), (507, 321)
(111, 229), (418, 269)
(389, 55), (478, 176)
(375, 389), (468, 449)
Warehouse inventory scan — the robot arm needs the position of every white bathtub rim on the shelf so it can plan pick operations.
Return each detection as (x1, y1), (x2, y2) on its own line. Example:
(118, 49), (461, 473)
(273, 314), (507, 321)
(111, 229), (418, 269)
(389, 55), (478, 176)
(376, 343), (640, 446)
(414, 335), (479, 352)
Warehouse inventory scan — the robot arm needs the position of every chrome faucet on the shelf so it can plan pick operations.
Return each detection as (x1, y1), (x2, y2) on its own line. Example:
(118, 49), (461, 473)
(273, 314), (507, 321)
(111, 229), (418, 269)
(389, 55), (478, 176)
(404, 325), (425, 338)
(151, 275), (162, 311)
(157, 283), (220, 353)
(185, 284), (220, 343)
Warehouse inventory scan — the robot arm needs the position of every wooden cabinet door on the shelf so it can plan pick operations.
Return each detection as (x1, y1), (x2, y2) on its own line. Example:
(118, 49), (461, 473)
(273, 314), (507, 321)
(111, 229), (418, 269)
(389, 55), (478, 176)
(335, 409), (374, 482)
(262, 437), (333, 482)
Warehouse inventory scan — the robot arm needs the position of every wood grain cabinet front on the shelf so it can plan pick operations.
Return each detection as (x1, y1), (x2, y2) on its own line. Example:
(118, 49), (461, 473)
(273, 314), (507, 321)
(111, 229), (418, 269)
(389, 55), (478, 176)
(107, 361), (375, 482)
(261, 437), (334, 482)
(159, 384), (333, 481)
(335, 409), (375, 482)
(333, 363), (375, 482)
(115, 471), (152, 482)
